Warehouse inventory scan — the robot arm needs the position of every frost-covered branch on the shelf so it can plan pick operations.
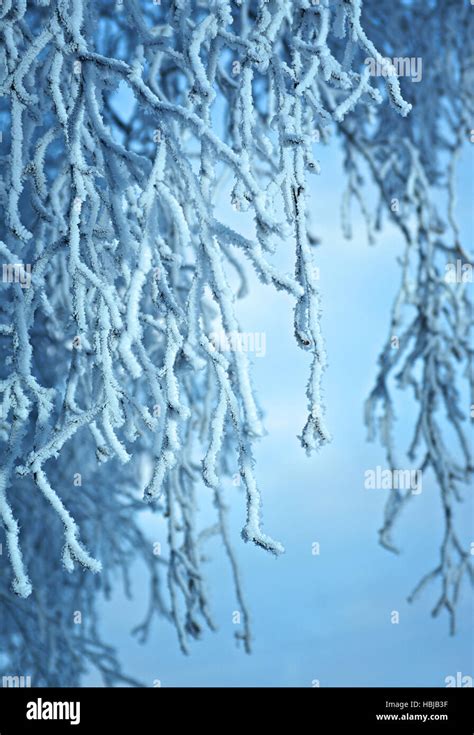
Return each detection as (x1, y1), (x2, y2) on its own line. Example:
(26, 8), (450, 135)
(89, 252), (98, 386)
(338, 0), (473, 632)
(0, 0), (464, 681)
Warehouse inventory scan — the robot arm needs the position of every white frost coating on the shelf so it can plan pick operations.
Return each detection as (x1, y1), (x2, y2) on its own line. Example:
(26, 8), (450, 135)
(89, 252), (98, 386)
(32, 463), (102, 575)
(0, 441), (33, 598)
(3, 0), (454, 645)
